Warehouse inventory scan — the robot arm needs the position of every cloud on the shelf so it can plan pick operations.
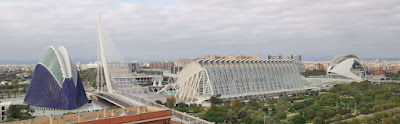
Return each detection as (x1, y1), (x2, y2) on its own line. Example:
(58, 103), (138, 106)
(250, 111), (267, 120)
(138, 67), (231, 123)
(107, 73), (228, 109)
(0, 0), (399, 62)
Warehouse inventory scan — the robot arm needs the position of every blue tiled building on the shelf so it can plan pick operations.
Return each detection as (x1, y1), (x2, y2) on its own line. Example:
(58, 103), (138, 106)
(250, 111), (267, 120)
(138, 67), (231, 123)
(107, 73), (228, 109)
(24, 46), (88, 110)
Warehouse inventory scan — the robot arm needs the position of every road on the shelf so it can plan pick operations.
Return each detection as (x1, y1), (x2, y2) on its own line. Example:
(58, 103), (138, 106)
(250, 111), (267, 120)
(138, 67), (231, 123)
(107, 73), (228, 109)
(88, 92), (135, 108)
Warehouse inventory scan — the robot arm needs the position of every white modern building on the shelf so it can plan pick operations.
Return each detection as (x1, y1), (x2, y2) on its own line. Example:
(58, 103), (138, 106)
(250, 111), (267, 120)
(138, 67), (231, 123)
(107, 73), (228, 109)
(327, 55), (366, 81)
(0, 102), (11, 121)
(175, 59), (313, 102)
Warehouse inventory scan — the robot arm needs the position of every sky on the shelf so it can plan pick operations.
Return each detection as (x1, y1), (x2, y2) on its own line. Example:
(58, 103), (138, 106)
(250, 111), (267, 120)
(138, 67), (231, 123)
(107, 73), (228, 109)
(0, 0), (399, 63)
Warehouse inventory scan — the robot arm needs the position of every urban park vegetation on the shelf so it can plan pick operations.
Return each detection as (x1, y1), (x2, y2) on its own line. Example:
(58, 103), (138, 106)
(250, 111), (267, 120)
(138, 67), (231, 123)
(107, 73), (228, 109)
(4, 105), (34, 122)
(160, 81), (400, 124)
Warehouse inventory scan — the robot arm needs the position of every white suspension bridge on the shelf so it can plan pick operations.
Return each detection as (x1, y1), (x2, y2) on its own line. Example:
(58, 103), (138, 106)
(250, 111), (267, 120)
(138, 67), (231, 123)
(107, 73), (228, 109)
(87, 14), (211, 124)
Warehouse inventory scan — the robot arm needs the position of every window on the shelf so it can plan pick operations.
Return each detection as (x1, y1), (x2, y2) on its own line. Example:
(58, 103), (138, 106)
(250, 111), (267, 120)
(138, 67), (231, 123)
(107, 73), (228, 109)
(1, 106), (4, 110)
(162, 119), (170, 124)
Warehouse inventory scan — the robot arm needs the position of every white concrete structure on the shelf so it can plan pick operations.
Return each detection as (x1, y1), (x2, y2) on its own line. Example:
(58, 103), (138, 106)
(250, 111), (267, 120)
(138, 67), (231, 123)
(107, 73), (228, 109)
(0, 102), (11, 121)
(98, 13), (113, 93)
(327, 55), (366, 81)
(175, 59), (311, 102)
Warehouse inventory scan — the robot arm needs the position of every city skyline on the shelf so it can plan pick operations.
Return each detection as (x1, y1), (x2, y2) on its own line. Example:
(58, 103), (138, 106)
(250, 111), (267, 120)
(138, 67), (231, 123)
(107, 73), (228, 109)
(0, 0), (399, 62)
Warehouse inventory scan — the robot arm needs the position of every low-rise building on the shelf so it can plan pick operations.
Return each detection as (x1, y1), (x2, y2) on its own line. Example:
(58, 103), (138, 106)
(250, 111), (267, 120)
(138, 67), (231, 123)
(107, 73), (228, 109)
(0, 102), (11, 121)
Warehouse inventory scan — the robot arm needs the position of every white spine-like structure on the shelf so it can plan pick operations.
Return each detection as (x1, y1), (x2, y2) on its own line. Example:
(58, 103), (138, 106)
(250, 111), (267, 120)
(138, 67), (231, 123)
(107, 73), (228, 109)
(175, 59), (310, 102)
(98, 14), (113, 93)
(96, 13), (149, 105)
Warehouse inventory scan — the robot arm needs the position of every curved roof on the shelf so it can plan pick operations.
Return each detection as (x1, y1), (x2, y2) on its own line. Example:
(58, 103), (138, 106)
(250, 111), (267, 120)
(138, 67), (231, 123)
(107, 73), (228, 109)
(330, 55), (359, 68)
(175, 59), (310, 102)
(327, 55), (365, 81)
(39, 46), (78, 87)
(25, 46), (88, 110)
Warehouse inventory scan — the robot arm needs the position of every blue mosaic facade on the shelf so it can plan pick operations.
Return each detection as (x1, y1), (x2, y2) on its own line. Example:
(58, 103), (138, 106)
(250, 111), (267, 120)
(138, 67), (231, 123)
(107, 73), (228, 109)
(24, 63), (88, 110)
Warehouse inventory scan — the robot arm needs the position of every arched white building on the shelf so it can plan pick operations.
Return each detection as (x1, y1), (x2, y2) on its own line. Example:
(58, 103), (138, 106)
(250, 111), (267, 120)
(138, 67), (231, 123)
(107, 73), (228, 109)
(327, 55), (366, 81)
(175, 59), (312, 102)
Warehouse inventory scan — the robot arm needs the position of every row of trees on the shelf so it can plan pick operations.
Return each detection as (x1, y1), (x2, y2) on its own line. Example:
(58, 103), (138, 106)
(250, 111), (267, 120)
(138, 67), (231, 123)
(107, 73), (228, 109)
(384, 71), (400, 80)
(345, 107), (400, 124)
(156, 97), (203, 113)
(301, 69), (326, 77)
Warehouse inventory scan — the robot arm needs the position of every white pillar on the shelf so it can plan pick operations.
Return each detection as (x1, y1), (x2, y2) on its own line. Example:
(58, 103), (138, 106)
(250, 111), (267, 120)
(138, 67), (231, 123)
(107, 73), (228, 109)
(98, 13), (113, 93)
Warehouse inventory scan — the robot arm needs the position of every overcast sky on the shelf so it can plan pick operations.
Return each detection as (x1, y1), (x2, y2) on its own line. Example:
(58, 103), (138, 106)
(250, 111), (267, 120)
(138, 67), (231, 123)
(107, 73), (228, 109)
(0, 0), (399, 63)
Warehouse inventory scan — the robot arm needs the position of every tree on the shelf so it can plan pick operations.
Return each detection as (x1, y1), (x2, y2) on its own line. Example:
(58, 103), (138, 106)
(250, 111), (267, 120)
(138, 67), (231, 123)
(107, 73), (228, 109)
(155, 100), (163, 105)
(240, 116), (253, 124)
(262, 107), (269, 114)
(266, 98), (277, 106)
(200, 104), (228, 123)
(274, 111), (287, 119)
(253, 119), (264, 124)
(166, 96), (176, 108)
(237, 111), (247, 119)
(288, 105), (295, 112)
(210, 94), (223, 105)
(291, 115), (306, 124)
(7, 105), (35, 120)
(381, 118), (394, 124)
(312, 117), (325, 124)
(231, 99), (244, 111)
(11, 88), (18, 93)
(333, 114), (343, 121)
(303, 99), (315, 106)
(372, 104), (383, 112)
(293, 102), (306, 110)
(247, 99), (260, 110)
(297, 93), (306, 100)
(176, 102), (188, 111)
(224, 100), (231, 106)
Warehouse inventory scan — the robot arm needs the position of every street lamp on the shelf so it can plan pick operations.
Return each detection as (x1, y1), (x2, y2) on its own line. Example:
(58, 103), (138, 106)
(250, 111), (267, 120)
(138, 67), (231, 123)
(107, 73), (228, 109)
(264, 115), (266, 124)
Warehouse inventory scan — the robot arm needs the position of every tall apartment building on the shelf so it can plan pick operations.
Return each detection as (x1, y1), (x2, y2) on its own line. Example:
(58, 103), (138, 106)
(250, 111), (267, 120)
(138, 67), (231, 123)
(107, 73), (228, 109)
(128, 62), (141, 73)
(315, 63), (325, 71)
(371, 66), (384, 75)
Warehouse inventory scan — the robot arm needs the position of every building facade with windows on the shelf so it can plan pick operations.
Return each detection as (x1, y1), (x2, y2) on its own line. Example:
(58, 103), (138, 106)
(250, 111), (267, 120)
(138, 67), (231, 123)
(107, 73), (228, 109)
(0, 102), (11, 121)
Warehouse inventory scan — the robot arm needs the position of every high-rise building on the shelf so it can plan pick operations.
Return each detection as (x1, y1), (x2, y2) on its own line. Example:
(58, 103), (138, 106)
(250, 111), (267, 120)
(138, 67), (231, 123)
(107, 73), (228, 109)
(128, 62), (141, 73)
(371, 66), (384, 75)
(24, 46), (88, 110)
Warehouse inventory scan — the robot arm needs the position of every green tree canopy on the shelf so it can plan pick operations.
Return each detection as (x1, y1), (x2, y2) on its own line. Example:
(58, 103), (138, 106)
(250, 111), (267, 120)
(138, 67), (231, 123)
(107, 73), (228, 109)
(291, 115), (306, 124)
(6, 105), (34, 120)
